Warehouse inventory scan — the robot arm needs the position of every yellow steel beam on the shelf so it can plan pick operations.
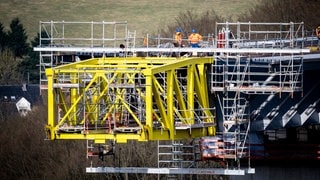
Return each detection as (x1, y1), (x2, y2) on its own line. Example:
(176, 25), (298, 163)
(187, 64), (195, 124)
(167, 70), (174, 139)
(53, 127), (212, 142)
(45, 57), (215, 142)
(45, 69), (55, 140)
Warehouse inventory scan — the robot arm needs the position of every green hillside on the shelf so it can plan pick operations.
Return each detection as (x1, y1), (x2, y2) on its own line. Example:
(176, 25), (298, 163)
(0, 0), (257, 40)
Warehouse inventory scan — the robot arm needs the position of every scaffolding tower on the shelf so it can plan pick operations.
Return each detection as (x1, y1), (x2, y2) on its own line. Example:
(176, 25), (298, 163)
(209, 22), (305, 163)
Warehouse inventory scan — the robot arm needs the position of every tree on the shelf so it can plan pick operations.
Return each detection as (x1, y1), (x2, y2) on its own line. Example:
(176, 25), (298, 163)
(17, 31), (49, 84)
(238, 0), (320, 32)
(0, 49), (22, 84)
(18, 31), (50, 84)
(8, 18), (29, 59)
(0, 22), (8, 51)
(160, 10), (225, 46)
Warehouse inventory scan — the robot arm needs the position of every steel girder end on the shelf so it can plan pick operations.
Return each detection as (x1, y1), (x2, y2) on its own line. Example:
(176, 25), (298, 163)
(45, 125), (55, 140)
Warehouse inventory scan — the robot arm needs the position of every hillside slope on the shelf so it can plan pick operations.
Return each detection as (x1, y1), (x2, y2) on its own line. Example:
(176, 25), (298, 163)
(0, 0), (257, 40)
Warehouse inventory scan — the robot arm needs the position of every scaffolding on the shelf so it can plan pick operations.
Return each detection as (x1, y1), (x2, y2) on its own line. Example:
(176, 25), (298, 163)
(35, 21), (312, 176)
(38, 21), (307, 92)
(209, 22), (305, 164)
(38, 21), (129, 90)
(157, 140), (195, 179)
(213, 22), (304, 93)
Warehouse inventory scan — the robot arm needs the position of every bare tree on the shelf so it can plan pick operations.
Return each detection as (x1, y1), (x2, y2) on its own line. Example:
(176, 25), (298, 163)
(239, 0), (320, 31)
(160, 10), (226, 44)
(0, 49), (22, 84)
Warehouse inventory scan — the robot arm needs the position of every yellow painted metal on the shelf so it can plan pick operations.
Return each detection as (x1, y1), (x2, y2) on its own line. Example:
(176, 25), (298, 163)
(187, 64), (195, 124)
(45, 57), (215, 143)
(167, 70), (174, 139)
(70, 73), (77, 125)
(45, 69), (55, 140)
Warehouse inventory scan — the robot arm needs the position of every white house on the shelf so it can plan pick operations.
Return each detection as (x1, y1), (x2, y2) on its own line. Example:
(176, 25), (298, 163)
(15, 97), (31, 116)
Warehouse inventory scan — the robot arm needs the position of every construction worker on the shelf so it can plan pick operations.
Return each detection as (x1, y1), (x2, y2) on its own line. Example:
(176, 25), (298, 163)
(174, 28), (183, 47)
(119, 44), (125, 57)
(188, 29), (203, 48)
(316, 25), (320, 50)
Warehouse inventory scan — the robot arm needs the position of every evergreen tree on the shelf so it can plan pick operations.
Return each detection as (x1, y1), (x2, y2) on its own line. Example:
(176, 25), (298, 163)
(0, 22), (8, 51)
(18, 31), (48, 84)
(8, 18), (29, 59)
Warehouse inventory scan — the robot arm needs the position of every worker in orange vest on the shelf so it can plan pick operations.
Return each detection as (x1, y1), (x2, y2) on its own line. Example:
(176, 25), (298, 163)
(316, 25), (320, 50)
(174, 27), (183, 47)
(188, 29), (203, 48)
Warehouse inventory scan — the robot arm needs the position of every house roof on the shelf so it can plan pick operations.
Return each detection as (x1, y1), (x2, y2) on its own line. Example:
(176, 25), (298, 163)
(0, 84), (41, 104)
(16, 97), (31, 111)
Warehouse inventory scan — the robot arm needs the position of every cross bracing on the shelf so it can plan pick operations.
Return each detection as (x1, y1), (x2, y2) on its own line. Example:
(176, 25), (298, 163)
(45, 57), (215, 143)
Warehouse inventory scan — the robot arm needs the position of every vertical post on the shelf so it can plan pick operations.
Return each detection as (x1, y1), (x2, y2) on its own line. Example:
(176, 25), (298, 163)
(125, 21), (128, 48)
(39, 21), (42, 47)
(50, 21), (53, 45)
(249, 21), (251, 41)
(290, 22), (294, 48)
(167, 70), (174, 139)
(301, 22), (305, 48)
(50, 21), (54, 66)
(114, 22), (117, 48)
(145, 69), (153, 140)
(187, 65), (195, 124)
(39, 22), (42, 92)
(91, 21), (94, 49)
(62, 20), (65, 45)
(70, 73), (78, 125)
(46, 69), (55, 127)
(237, 22), (240, 47)
(102, 21), (105, 48)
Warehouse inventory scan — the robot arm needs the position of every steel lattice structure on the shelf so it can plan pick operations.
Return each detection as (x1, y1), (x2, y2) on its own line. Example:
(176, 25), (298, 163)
(45, 57), (215, 143)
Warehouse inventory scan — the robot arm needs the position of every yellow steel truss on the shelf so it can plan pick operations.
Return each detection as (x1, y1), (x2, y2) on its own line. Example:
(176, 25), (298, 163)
(45, 57), (215, 143)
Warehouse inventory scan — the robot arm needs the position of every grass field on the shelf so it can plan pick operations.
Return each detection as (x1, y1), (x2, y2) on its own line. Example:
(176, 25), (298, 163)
(0, 0), (258, 41)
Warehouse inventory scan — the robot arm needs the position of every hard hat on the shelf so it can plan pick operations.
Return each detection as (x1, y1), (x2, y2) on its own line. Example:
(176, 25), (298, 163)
(192, 29), (196, 33)
(176, 28), (182, 32)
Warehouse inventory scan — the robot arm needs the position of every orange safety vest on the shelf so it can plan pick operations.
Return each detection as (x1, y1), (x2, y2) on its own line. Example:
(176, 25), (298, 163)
(175, 32), (182, 43)
(188, 33), (203, 44)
